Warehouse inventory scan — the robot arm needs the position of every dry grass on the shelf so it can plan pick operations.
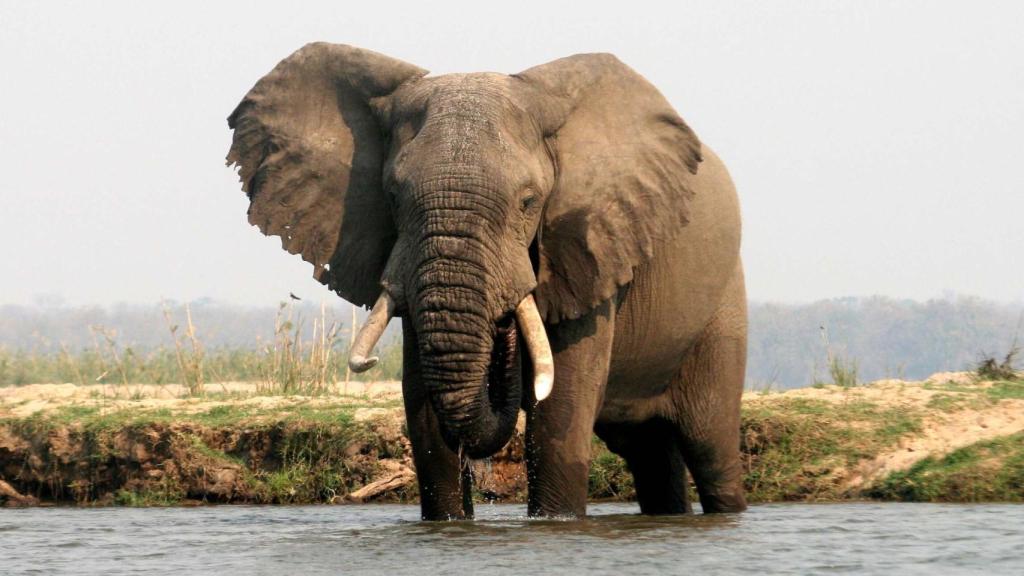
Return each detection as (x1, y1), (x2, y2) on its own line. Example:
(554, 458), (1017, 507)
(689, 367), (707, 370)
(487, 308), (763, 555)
(255, 302), (344, 396)
(162, 302), (204, 396)
(0, 302), (403, 394)
(814, 325), (859, 388)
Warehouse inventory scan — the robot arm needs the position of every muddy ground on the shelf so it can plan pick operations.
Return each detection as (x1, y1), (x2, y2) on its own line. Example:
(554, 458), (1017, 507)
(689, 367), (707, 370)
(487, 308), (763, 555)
(1, 373), (1022, 507)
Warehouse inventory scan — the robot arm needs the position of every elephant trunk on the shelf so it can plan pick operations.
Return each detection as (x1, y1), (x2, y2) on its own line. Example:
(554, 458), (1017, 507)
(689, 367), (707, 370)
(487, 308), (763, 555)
(415, 256), (522, 459)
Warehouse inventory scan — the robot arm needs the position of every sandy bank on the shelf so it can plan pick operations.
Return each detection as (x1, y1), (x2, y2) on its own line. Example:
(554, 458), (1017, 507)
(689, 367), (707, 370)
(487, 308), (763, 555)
(2, 373), (1022, 507)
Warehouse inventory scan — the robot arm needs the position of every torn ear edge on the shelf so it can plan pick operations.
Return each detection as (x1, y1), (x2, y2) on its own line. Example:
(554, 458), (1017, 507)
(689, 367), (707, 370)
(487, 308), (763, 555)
(224, 42), (427, 308)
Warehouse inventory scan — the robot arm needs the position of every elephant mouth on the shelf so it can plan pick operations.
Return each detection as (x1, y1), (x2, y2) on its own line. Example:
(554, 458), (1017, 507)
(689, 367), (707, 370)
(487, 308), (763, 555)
(487, 314), (519, 409)
(431, 313), (521, 459)
(348, 290), (553, 459)
(350, 292), (555, 403)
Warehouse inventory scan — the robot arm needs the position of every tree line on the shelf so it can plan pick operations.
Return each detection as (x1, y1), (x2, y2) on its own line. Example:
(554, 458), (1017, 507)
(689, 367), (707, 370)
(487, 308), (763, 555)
(2, 296), (1020, 389)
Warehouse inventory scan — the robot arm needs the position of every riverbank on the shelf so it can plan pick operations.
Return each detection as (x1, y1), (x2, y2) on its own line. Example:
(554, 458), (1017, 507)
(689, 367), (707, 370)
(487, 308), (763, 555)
(1, 373), (1021, 507)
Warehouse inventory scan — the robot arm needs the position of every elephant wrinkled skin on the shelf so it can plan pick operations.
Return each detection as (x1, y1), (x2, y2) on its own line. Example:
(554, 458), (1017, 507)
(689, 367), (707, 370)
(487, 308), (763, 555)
(226, 43), (748, 519)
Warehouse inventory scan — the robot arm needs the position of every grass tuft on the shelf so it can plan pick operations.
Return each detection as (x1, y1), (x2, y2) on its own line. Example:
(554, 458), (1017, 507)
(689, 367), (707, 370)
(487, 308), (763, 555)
(815, 325), (859, 387)
(869, 433), (1024, 502)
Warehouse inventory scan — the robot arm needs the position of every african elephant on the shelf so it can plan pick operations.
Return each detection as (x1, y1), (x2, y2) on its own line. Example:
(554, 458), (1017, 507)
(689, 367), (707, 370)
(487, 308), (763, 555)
(226, 43), (747, 519)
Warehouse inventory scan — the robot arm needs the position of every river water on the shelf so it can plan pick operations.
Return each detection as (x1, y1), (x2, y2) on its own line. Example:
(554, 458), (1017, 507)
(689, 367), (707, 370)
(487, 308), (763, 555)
(1, 502), (1021, 575)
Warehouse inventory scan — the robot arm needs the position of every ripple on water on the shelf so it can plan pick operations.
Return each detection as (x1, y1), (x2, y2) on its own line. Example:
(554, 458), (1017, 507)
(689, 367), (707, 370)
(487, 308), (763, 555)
(0, 503), (1021, 575)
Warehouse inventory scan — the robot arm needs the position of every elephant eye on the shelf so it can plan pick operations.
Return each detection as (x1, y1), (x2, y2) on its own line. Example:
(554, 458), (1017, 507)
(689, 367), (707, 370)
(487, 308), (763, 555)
(521, 189), (538, 211)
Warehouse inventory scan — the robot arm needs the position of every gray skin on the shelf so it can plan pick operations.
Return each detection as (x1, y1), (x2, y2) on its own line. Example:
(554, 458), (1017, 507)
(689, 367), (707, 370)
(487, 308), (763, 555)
(227, 43), (747, 519)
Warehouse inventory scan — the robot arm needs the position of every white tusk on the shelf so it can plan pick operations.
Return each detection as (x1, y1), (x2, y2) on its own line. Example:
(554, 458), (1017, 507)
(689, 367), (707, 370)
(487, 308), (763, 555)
(348, 292), (395, 373)
(515, 294), (555, 402)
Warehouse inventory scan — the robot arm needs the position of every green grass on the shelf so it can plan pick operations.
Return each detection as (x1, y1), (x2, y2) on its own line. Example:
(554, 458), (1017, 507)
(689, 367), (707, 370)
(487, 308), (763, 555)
(589, 397), (928, 505)
(3, 399), (402, 506)
(5, 405), (170, 432)
(49, 404), (103, 423)
(113, 478), (186, 507)
(189, 404), (258, 427)
(869, 433), (1024, 502)
(1, 398), (382, 435)
(925, 393), (973, 412)
(7, 376), (1022, 507)
(986, 379), (1024, 400)
(188, 434), (244, 465)
(920, 376), (1024, 413)
(588, 437), (634, 500)
(106, 422), (376, 506)
(828, 355), (859, 388)
(740, 398), (923, 501)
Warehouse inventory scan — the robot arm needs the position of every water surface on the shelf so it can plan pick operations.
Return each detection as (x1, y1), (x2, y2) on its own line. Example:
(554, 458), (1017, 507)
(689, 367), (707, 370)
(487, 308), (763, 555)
(2, 503), (1021, 575)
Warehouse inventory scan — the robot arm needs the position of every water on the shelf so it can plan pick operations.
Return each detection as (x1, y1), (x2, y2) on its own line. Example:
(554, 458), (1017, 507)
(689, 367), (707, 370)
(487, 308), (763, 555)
(1, 503), (1021, 575)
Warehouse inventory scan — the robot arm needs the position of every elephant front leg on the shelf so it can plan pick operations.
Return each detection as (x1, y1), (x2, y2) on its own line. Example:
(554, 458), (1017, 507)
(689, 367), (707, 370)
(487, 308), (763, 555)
(401, 321), (467, 520)
(525, 302), (615, 518)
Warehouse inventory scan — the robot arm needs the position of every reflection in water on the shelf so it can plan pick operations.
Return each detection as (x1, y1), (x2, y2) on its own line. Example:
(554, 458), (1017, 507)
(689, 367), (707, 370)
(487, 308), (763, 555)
(1, 502), (1022, 575)
(390, 509), (741, 542)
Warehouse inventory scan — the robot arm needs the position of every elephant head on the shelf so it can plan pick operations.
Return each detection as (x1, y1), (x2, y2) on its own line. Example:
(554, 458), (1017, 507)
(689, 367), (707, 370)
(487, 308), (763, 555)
(226, 43), (701, 458)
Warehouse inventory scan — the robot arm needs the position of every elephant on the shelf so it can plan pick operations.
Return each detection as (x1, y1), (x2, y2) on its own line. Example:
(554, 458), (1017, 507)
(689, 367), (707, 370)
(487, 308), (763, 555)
(226, 43), (748, 519)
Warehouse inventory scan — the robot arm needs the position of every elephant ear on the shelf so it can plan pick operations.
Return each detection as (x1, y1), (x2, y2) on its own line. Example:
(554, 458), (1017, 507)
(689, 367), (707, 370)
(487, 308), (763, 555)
(226, 43), (427, 307)
(515, 54), (702, 323)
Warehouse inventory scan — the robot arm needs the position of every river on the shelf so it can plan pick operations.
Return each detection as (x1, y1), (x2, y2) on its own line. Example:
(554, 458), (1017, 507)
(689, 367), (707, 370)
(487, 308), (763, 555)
(2, 502), (1021, 574)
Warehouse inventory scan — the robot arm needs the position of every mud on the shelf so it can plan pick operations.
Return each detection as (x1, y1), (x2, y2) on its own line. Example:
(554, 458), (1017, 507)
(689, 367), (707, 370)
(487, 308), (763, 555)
(0, 411), (526, 507)
(2, 372), (1021, 507)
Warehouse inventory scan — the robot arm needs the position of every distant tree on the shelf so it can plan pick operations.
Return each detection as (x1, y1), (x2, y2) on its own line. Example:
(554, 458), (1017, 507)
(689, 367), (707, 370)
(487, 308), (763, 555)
(746, 296), (1023, 388)
(2, 296), (1021, 389)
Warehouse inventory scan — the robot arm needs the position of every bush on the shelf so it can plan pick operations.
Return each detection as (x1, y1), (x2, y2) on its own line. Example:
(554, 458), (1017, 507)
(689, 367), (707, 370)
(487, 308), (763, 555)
(975, 345), (1020, 381)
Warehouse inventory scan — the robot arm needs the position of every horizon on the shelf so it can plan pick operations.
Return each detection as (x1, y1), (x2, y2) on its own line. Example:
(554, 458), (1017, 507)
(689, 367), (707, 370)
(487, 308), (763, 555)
(4, 291), (1021, 390)
(5, 291), (1024, 310)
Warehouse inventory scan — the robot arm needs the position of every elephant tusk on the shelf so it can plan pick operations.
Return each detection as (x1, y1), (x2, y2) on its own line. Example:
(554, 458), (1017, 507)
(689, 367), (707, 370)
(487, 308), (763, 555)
(348, 292), (395, 373)
(515, 294), (555, 402)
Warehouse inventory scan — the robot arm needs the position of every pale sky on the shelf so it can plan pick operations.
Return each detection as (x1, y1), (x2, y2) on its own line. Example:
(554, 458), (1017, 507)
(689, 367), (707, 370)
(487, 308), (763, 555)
(1, 1), (1021, 307)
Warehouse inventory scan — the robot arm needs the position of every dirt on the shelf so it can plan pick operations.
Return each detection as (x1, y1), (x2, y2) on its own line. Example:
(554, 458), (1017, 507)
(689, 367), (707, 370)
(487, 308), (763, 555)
(747, 372), (1024, 491)
(0, 381), (404, 419)
(843, 405), (1023, 489)
(1, 373), (1020, 507)
(0, 383), (527, 507)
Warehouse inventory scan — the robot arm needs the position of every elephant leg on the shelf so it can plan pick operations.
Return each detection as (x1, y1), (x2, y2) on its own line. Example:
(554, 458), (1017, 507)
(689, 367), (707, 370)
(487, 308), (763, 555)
(596, 419), (692, 514)
(400, 320), (467, 520)
(525, 301), (616, 518)
(670, 273), (748, 513)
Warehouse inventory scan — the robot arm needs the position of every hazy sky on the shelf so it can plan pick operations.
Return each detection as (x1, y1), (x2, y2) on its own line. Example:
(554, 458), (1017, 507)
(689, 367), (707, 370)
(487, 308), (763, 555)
(1, 1), (1021, 307)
